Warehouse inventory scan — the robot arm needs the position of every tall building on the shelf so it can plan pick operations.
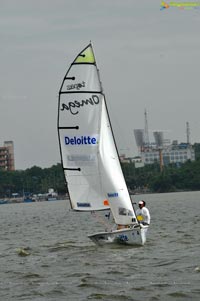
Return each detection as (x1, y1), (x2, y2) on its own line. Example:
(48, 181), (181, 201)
(0, 141), (15, 171)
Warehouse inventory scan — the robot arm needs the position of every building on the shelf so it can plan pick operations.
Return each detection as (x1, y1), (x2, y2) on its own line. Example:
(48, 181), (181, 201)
(140, 141), (195, 166)
(134, 112), (195, 167)
(134, 127), (195, 166)
(0, 141), (15, 171)
(120, 154), (145, 168)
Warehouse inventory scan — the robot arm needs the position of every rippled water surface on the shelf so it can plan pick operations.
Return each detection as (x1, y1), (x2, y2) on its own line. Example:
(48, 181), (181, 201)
(0, 191), (200, 300)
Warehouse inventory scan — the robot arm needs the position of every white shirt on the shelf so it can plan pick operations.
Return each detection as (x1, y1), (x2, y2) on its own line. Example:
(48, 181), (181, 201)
(136, 207), (151, 225)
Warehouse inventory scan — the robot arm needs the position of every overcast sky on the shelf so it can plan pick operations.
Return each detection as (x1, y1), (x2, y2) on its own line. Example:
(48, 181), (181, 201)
(1, 0), (200, 170)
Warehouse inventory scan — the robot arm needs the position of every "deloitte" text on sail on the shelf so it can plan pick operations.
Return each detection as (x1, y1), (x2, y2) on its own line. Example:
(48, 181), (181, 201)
(64, 136), (97, 145)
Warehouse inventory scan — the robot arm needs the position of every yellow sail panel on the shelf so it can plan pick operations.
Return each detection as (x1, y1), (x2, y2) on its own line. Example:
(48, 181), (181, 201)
(75, 46), (95, 64)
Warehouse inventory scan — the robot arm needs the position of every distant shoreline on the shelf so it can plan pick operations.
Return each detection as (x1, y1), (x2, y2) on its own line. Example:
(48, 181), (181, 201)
(0, 195), (68, 205)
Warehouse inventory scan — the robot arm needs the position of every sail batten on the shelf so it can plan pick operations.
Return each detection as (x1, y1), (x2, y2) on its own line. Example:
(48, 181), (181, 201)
(72, 62), (95, 65)
(58, 126), (79, 130)
(64, 168), (81, 171)
(60, 91), (102, 95)
(58, 44), (137, 224)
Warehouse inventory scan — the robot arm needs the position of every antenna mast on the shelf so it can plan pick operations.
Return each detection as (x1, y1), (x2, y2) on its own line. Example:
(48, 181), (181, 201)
(144, 109), (150, 148)
(186, 121), (190, 144)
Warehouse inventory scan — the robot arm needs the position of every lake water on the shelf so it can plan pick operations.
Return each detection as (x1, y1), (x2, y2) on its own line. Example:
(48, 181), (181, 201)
(0, 191), (199, 301)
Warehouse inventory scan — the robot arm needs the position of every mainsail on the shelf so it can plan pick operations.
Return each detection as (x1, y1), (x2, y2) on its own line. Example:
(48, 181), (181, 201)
(58, 43), (137, 225)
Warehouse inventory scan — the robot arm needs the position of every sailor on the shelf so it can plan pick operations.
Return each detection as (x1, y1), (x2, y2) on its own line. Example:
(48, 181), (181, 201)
(136, 200), (150, 226)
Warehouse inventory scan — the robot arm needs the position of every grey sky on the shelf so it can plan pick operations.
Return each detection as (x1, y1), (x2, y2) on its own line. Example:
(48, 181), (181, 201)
(1, 0), (200, 170)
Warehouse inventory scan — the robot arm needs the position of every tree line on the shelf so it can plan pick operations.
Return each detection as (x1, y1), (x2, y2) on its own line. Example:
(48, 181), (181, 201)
(1, 144), (200, 197)
(0, 164), (66, 198)
(122, 158), (200, 193)
(1, 155), (200, 198)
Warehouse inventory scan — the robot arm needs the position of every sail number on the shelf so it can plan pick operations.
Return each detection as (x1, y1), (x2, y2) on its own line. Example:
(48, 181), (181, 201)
(118, 234), (129, 242)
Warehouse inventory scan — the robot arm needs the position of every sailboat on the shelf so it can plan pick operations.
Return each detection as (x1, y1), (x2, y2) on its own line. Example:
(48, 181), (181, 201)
(57, 43), (149, 246)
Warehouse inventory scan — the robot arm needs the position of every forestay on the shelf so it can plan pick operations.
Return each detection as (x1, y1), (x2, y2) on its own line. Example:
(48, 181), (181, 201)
(58, 44), (137, 225)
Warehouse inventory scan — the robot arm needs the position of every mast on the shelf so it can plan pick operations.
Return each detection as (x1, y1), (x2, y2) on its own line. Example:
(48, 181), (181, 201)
(57, 43), (109, 212)
(57, 56), (73, 209)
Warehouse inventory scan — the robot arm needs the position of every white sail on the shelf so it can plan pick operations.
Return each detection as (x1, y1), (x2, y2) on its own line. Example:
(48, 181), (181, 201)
(58, 44), (137, 225)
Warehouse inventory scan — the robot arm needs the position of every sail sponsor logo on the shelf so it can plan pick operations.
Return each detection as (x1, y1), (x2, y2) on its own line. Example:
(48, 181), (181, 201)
(66, 81), (85, 91)
(67, 154), (96, 166)
(118, 234), (129, 242)
(107, 192), (118, 198)
(67, 155), (95, 161)
(77, 202), (91, 207)
(60, 94), (100, 115)
(65, 135), (97, 146)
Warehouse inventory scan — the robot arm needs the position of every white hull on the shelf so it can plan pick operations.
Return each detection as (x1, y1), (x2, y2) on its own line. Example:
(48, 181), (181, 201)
(88, 225), (148, 246)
